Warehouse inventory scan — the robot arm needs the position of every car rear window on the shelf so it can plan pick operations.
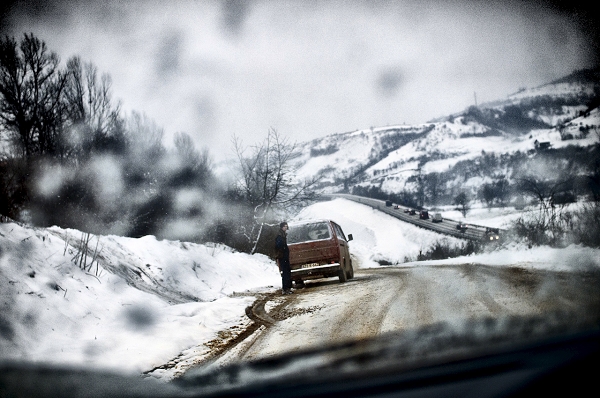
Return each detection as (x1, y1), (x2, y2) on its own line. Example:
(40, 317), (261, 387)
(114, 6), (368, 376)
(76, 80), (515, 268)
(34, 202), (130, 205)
(287, 221), (332, 244)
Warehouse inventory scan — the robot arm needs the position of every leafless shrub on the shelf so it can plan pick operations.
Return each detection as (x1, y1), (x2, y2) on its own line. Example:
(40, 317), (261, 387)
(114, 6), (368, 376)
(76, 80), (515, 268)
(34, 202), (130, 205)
(71, 232), (103, 276)
(418, 239), (480, 261)
(511, 199), (600, 248)
(570, 201), (600, 247)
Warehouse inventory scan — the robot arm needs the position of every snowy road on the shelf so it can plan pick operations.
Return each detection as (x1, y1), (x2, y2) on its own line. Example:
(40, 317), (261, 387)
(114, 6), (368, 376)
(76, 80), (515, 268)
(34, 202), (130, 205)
(326, 194), (498, 240)
(197, 264), (600, 370)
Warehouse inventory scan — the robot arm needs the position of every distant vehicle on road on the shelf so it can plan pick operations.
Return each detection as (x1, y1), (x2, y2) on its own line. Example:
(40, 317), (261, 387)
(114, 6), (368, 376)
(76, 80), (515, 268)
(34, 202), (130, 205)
(287, 219), (354, 284)
(403, 209), (410, 213)
(432, 213), (443, 223)
(419, 210), (429, 219)
(483, 227), (500, 241)
(409, 209), (416, 215)
(385, 200), (392, 207)
(457, 222), (469, 231)
(393, 205), (400, 209)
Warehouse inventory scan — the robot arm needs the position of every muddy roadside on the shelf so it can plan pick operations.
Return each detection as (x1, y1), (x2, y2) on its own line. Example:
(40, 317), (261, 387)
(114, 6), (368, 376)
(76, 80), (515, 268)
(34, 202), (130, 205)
(143, 289), (298, 380)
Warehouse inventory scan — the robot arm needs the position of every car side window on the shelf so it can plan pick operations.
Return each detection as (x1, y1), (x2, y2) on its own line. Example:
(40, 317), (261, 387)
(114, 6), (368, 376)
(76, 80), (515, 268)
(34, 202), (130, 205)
(332, 223), (347, 241)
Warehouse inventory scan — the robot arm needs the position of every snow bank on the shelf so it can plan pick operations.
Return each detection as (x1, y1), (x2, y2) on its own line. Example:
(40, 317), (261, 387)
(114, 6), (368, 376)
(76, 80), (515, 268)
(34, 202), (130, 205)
(416, 242), (600, 272)
(0, 221), (280, 377)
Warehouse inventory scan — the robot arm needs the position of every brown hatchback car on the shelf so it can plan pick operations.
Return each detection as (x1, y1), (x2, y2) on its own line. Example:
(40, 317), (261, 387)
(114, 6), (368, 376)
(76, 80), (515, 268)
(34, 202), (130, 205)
(287, 219), (354, 284)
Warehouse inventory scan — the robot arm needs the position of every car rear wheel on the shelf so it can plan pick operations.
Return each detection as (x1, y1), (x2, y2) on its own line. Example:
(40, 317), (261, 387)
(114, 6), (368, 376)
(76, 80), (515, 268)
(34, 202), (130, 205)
(338, 264), (347, 283)
(347, 259), (354, 279)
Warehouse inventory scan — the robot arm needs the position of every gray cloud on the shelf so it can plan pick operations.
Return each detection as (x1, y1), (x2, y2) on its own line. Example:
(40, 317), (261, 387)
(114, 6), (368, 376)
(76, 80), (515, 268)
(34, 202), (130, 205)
(1, 0), (596, 162)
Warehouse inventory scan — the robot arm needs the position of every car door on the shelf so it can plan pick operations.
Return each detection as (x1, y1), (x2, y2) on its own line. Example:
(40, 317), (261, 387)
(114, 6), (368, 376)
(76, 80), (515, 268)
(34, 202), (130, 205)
(331, 222), (351, 276)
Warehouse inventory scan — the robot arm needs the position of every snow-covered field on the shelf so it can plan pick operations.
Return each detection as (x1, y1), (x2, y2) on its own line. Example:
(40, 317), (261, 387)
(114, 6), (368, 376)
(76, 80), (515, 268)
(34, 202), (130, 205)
(1, 198), (599, 381)
(433, 202), (534, 228)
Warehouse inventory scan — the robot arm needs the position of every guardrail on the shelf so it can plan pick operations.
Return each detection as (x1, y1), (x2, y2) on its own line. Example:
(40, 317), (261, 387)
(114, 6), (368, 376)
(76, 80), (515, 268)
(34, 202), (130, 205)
(322, 193), (504, 242)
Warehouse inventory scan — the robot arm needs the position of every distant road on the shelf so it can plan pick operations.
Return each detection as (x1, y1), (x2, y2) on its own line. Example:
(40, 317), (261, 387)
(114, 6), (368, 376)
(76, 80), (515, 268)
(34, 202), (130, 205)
(323, 193), (498, 241)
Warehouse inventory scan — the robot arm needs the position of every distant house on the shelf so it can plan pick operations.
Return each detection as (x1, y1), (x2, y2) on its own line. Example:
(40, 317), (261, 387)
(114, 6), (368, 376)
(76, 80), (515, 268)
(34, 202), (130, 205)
(534, 140), (551, 151)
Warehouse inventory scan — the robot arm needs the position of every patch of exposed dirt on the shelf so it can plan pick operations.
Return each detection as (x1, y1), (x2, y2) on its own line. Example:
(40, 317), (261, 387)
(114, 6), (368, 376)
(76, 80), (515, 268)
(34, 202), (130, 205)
(204, 324), (248, 351)
(272, 305), (324, 321)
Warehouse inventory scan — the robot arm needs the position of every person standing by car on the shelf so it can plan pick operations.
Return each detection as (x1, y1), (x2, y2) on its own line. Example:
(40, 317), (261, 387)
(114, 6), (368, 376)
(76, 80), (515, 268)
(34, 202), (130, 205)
(275, 221), (292, 295)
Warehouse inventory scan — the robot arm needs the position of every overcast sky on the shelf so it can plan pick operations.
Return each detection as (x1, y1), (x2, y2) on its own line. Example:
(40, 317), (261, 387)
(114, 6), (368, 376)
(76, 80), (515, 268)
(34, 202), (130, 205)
(1, 0), (598, 161)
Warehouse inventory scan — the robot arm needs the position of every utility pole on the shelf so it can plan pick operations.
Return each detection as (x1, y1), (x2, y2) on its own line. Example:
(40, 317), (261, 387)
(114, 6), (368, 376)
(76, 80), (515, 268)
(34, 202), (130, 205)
(417, 167), (424, 209)
(474, 92), (478, 107)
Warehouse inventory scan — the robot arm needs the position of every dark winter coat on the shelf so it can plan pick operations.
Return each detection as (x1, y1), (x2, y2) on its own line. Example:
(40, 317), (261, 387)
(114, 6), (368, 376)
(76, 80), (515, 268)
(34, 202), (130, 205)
(275, 228), (289, 261)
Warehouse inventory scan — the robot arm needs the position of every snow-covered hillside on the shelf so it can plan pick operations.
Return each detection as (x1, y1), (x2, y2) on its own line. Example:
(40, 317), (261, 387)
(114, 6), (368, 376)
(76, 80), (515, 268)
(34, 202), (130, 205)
(291, 70), (600, 198)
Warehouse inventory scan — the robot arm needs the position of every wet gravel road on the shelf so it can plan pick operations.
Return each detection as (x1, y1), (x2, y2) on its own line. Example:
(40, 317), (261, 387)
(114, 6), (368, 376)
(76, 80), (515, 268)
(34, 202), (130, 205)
(194, 264), (600, 371)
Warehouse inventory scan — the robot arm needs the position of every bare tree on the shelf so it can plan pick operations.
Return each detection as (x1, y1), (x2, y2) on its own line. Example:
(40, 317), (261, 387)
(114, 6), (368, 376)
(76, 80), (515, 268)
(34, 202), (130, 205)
(453, 192), (471, 217)
(63, 56), (123, 158)
(423, 172), (442, 206)
(121, 111), (166, 200)
(125, 111), (165, 159)
(0, 33), (67, 159)
(480, 183), (496, 209)
(174, 132), (198, 164)
(479, 178), (510, 210)
(233, 128), (320, 253)
(173, 131), (212, 187)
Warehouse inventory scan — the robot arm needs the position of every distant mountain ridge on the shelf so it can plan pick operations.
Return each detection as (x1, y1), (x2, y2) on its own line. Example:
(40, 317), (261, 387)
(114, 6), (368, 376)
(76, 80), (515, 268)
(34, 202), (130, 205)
(291, 68), (600, 207)
(550, 68), (600, 86)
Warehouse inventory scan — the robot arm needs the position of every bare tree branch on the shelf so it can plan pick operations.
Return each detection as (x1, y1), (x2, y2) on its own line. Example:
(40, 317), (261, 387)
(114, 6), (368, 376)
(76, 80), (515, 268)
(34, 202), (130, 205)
(232, 128), (321, 252)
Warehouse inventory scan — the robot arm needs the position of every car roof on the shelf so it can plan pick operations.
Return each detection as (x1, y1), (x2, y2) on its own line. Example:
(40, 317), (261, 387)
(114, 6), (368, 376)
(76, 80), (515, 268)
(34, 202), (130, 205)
(288, 219), (332, 226)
